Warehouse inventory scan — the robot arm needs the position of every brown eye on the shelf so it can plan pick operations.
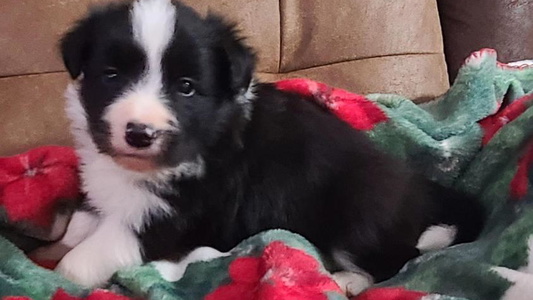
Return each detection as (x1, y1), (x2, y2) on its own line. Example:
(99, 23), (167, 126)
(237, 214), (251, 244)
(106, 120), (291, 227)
(102, 67), (119, 83)
(178, 78), (195, 97)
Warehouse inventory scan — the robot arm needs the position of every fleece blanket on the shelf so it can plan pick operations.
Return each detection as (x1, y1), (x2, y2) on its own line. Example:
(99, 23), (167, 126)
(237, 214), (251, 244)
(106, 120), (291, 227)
(2, 48), (533, 300)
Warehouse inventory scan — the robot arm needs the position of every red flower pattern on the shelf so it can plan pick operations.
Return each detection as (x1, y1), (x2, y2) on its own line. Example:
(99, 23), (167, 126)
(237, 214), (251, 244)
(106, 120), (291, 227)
(478, 93), (533, 199)
(2, 289), (135, 300)
(205, 241), (342, 300)
(51, 290), (135, 300)
(0, 146), (80, 226)
(275, 79), (388, 131)
(479, 93), (533, 146)
(510, 141), (533, 199)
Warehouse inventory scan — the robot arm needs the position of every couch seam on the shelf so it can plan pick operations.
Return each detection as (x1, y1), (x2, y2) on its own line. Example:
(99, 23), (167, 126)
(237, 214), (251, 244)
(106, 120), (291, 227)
(1, 52), (443, 79)
(0, 70), (67, 80)
(277, 0), (283, 73)
(274, 52), (444, 74)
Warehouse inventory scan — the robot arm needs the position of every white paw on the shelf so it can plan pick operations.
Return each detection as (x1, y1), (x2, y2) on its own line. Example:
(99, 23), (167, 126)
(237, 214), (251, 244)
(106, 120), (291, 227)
(333, 271), (373, 297)
(55, 249), (110, 288)
(416, 224), (457, 253)
(154, 247), (230, 282)
(53, 218), (143, 287)
(153, 261), (187, 282)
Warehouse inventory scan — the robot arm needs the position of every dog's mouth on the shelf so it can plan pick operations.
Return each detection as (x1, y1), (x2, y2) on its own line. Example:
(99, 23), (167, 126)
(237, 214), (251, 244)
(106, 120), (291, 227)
(111, 152), (160, 172)
(106, 130), (178, 173)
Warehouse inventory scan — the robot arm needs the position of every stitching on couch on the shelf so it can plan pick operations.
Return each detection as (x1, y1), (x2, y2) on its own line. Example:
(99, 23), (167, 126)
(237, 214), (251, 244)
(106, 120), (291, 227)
(0, 70), (67, 80)
(272, 52), (443, 74)
(277, 0), (283, 73)
(1, 53), (443, 79)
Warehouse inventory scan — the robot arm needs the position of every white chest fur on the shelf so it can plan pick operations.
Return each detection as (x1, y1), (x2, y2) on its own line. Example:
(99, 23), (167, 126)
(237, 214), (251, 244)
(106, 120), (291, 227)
(52, 143), (174, 288)
(47, 151), (174, 287)
(53, 83), (174, 287)
(80, 153), (172, 232)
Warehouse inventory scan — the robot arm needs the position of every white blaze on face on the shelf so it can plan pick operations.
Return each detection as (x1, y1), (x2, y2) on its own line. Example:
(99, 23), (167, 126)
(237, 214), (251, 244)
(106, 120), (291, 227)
(103, 0), (178, 161)
(131, 0), (176, 92)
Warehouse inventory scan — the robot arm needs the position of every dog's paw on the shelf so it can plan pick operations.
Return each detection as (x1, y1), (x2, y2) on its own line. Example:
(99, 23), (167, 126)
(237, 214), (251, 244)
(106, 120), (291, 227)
(53, 219), (143, 287)
(154, 247), (230, 282)
(333, 271), (373, 297)
(55, 247), (111, 288)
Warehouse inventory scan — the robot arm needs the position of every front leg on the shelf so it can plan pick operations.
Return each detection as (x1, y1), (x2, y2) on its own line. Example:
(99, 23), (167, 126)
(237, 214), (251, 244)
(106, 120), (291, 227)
(153, 247), (230, 282)
(55, 219), (143, 287)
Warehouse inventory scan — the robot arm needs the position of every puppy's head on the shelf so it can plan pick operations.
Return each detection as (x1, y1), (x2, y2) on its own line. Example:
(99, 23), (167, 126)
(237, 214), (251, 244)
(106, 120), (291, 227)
(61, 0), (255, 173)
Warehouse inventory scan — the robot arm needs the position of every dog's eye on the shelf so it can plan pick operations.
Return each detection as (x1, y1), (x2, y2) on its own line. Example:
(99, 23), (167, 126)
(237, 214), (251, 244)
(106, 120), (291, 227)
(178, 78), (195, 97)
(102, 68), (119, 83)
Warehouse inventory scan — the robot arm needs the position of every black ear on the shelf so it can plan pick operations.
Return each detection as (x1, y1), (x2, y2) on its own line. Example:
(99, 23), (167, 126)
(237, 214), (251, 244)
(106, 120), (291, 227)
(224, 36), (256, 93)
(60, 19), (92, 79)
(207, 14), (256, 93)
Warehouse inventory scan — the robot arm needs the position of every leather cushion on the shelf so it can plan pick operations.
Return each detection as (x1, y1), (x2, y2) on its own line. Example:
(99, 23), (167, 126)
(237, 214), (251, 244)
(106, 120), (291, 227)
(438, 0), (533, 82)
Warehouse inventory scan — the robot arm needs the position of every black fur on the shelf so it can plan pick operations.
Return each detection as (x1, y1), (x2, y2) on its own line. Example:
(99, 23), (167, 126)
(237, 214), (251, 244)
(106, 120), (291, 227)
(61, 0), (485, 282)
(139, 84), (484, 281)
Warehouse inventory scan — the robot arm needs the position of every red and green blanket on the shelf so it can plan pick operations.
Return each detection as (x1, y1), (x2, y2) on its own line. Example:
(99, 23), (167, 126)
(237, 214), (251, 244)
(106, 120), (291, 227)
(1, 49), (533, 300)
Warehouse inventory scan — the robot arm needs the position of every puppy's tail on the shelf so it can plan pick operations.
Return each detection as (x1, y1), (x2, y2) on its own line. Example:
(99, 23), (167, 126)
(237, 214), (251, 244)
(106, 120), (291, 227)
(428, 182), (486, 245)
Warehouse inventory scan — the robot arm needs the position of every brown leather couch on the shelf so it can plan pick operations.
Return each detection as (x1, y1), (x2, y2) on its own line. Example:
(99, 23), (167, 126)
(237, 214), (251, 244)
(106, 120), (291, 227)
(0, 0), (531, 157)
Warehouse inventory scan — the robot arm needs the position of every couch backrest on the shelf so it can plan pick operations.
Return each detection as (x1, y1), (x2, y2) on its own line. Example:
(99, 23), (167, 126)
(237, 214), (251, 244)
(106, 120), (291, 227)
(0, 0), (449, 156)
(438, 0), (533, 82)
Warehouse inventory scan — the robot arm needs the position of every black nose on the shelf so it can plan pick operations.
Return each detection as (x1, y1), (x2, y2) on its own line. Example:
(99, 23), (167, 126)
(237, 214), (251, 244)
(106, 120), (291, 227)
(125, 122), (157, 148)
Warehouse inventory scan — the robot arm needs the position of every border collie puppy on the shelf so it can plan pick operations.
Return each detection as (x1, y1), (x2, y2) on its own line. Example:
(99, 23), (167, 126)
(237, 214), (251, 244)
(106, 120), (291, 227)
(35, 0), (484, 294)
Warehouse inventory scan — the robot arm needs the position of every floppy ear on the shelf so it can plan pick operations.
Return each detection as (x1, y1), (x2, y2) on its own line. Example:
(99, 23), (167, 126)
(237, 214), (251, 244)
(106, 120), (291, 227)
(60, 20), (92, 79)
(207, 14), (256, 94)
(223, 36), (256, 94)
